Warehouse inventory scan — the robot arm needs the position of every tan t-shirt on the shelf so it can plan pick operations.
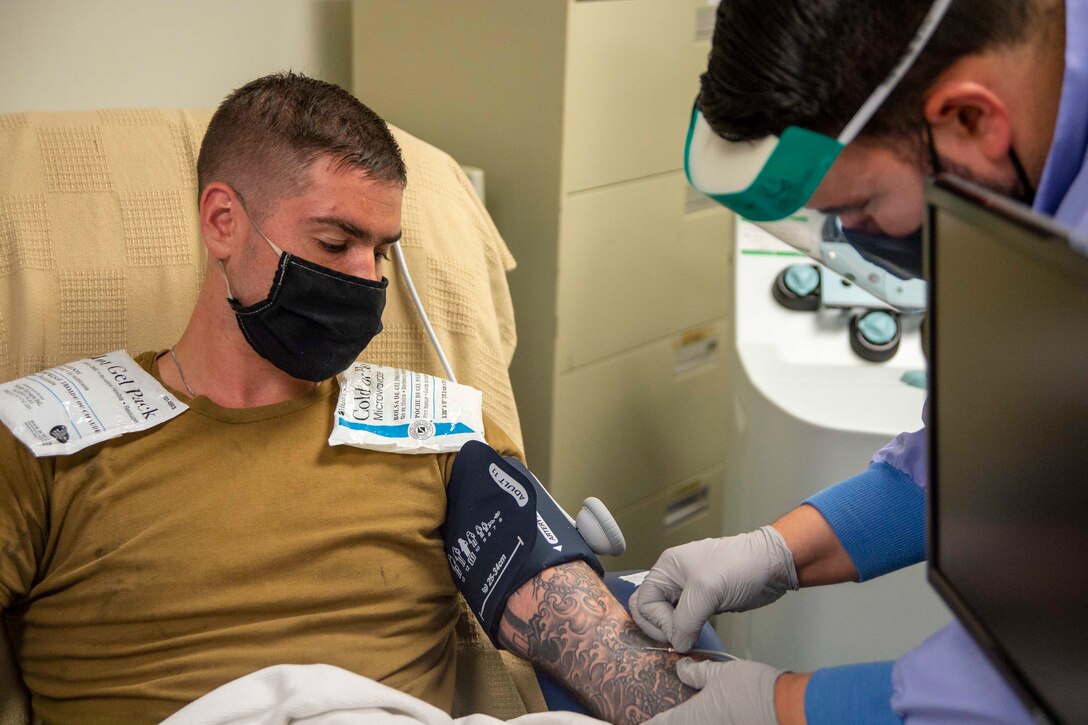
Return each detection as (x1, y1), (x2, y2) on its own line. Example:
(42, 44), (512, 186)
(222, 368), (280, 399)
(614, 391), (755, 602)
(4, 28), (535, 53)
(0, 351), (520, 724)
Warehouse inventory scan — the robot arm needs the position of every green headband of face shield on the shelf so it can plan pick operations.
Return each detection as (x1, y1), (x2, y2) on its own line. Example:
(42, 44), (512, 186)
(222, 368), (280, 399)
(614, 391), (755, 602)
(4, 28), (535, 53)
(685, 0), (954, 223)
(684, 117), (842, 222)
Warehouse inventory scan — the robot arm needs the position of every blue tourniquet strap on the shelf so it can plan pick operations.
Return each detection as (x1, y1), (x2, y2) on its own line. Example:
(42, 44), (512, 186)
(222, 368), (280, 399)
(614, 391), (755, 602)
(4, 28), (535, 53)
(804, 462), (925, 581)
(806, 661), (901, 725)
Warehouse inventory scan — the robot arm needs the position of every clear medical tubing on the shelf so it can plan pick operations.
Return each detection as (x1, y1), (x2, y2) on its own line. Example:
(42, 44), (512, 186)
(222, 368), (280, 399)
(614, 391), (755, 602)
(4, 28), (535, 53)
(395, 241), (633, 556)
(392, 241), (458, 383)
(838, 0), (955, 144)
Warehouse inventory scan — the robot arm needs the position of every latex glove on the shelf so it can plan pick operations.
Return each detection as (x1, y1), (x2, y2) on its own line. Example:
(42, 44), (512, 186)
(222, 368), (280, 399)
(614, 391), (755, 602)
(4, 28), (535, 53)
(646, 659), (783, 725)
(630, 526), (798, 651)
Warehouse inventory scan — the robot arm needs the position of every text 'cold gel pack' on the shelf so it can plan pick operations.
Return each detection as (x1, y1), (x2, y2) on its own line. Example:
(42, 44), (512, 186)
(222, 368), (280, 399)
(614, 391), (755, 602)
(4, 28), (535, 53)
(0, 350), (189, 457)
(329, 362), (485, 454)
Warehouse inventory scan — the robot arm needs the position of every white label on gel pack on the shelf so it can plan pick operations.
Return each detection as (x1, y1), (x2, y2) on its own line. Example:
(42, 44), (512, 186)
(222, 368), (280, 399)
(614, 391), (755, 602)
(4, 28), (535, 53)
(329, 362), (485, 454)
(0, 350), (188, 457)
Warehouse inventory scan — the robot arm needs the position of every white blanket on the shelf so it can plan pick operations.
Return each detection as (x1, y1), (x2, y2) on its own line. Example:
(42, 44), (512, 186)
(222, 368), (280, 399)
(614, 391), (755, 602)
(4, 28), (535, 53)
(161, 664), (606, 725)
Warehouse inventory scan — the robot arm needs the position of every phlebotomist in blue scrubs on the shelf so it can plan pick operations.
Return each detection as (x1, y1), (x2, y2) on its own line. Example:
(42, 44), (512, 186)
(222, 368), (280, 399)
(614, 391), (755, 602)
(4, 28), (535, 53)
(631, 0), (1088, 723)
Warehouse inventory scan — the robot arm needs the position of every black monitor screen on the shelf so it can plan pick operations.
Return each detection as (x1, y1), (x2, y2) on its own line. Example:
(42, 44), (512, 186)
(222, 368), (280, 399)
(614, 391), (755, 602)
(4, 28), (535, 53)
(927, 177), (1088, 724)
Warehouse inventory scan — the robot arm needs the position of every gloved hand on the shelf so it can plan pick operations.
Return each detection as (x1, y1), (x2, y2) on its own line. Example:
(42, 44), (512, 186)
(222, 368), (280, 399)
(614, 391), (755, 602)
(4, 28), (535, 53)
(646, 658), (784, 725)
(630, 526), (799, 651)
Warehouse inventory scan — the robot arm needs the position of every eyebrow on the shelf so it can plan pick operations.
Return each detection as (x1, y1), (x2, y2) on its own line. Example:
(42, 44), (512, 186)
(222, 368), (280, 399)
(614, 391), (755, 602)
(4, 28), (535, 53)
(306, 215), (402, 245)
(814, 197), (870, 216)
(816, 204), (864, 216)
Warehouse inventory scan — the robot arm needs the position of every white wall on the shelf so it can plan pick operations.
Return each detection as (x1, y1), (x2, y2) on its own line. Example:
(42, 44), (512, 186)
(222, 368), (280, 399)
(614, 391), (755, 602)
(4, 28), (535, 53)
(0, 0), (352, 114)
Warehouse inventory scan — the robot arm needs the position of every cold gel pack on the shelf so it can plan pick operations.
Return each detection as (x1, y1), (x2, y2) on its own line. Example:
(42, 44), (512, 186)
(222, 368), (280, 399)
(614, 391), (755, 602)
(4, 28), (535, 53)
(443, 440), (603, 643)
(329, 363), (485, 454)
(0, 350), (188, 457)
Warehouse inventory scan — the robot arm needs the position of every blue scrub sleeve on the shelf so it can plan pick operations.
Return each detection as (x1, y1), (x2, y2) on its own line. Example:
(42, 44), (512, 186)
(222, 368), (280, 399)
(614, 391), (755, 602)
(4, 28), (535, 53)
(806, 662), (902, 725)
(804, 462), (925, 581)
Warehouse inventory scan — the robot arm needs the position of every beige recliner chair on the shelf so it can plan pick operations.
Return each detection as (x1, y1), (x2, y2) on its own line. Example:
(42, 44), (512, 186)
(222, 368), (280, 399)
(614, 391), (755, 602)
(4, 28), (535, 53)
(0, 108), (543, 722)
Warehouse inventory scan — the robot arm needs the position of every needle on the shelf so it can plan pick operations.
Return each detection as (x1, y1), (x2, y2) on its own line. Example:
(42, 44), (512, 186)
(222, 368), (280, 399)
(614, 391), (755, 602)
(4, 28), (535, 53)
(641, 646), (740, 662)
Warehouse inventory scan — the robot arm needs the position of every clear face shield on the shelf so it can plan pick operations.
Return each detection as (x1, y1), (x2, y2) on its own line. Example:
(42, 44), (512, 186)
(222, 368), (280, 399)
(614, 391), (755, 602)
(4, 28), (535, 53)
(686, 0), (953, 312)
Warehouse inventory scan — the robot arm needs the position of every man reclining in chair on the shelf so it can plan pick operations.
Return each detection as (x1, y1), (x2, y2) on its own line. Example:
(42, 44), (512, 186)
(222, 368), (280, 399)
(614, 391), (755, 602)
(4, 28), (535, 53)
(0, 73), (694, 724)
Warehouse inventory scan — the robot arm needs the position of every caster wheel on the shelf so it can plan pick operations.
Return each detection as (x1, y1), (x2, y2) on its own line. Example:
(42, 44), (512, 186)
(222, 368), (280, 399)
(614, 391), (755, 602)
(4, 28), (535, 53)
(772, 264), (821, 311)
(850, 309), (900, 362)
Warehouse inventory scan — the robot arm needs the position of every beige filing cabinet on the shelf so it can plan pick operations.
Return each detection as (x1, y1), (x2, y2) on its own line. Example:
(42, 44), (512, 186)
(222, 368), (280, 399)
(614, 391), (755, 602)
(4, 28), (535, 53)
(354, 0), (735, 569)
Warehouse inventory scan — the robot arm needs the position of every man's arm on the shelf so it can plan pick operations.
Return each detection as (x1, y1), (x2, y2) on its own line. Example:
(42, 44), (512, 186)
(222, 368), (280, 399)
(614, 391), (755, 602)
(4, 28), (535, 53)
(498, 561), (695, 725)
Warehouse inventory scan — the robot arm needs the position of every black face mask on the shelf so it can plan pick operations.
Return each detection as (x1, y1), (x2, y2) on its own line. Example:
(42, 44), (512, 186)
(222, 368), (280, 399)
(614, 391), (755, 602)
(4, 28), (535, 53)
(222, 199), (388, 382)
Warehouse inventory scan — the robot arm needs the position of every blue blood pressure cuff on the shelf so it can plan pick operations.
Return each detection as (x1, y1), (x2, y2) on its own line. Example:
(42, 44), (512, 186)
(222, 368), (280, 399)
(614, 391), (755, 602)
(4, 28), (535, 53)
(442, 440), (604, 644)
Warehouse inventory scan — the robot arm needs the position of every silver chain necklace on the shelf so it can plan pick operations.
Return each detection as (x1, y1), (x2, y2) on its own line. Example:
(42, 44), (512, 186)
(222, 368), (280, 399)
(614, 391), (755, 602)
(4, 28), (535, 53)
(169, 346), (318, 398)
(169, 347), (197, 398)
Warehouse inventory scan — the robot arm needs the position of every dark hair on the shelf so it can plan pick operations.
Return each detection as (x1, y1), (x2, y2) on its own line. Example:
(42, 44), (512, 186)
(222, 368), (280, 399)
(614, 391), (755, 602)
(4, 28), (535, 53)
(197, 72), (407, 214)
(700, 0), (1046, 150)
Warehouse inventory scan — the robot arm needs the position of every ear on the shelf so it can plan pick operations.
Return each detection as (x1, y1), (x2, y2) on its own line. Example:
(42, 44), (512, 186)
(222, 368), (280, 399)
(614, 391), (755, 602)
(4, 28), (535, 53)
(924, 80), (1012, 162)
(199, 183), (242, 261)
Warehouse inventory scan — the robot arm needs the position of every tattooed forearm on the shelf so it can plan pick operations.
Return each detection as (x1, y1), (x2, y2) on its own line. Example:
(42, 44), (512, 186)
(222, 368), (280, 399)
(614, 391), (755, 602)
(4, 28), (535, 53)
(498, 561), (695, 724)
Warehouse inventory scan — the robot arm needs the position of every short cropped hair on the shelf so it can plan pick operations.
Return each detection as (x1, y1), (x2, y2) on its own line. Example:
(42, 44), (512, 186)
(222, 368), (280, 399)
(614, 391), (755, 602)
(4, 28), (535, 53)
(197, 72), (407, 216)
(700, 0), (1050, 150)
